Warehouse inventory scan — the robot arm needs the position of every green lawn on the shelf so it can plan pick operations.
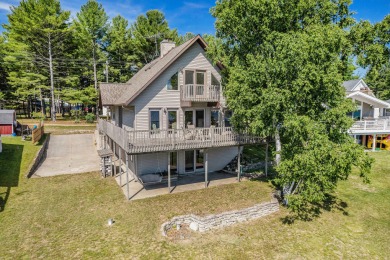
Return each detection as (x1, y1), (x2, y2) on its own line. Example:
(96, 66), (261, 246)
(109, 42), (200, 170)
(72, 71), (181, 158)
(0, 137), (389, 258)
(44, 125), (96, 135)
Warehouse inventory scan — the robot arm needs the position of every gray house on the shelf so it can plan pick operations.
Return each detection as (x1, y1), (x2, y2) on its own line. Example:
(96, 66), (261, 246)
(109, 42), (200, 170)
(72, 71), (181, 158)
(98, 35), (262, 195)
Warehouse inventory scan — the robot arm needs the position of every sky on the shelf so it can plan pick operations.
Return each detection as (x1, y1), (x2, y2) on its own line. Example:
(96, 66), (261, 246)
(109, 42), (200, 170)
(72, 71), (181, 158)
(0, 0), (389, 35)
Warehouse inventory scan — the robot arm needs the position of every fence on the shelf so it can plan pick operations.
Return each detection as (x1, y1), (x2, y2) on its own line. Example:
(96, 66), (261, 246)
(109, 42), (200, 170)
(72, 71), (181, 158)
(32, 122), (44, 144)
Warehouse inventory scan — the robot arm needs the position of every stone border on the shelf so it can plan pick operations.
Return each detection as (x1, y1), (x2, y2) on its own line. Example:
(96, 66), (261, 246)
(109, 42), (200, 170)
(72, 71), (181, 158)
(161, 195), (279, 236)
(26, 134), (50, 178)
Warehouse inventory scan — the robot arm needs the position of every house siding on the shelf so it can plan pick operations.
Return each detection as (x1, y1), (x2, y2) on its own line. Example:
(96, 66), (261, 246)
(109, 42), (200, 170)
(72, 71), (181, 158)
(130, 43), (222, 131)
(136, 147), (238, 176)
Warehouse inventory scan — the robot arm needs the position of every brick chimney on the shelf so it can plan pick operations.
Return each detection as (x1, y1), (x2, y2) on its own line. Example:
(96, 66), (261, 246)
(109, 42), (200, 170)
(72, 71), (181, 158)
(160, 40), (176, 57)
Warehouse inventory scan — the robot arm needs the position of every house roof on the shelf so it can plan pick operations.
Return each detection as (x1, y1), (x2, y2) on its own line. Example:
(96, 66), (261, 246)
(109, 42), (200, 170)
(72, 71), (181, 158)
(0, 110), (15, 124)
(100, 35), (212, 106)
(99, 83), (128, 106)
(347, 92), (390, 109)
(342, 79), (369, 92)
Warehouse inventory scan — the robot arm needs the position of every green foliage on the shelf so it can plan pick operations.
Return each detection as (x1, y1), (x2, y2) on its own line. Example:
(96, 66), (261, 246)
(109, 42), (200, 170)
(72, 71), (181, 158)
(131, 10), (179, 64)
(351, 15), (390, 99)
(70, 109), (82, 123)
(3, 0), (71, 120)
(84, 113), (96, 123)
(104, 15), (136, 83)
(212, 0), (372, 219)
(31, 111), (45, 120)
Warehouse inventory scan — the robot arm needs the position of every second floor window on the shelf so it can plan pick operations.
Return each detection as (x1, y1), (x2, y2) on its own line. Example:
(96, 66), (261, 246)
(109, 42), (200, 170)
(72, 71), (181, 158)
(168, 110), (177, 129)
(150, 110), (160, 130)
(167, 72), (178, 90)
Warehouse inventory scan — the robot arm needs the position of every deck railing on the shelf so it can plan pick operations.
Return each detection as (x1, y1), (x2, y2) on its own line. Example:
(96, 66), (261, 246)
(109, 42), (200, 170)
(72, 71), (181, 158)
(181, 84), (220, 102)
(350, 119), (390, 133)
(98, 119), (263, 154)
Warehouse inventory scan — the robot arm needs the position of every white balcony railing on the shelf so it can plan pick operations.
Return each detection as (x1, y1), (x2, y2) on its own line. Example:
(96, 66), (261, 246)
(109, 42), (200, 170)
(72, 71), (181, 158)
(181, 84), (220, 102)
(98, 119), (263, 154)
(350, 119), (390, 133)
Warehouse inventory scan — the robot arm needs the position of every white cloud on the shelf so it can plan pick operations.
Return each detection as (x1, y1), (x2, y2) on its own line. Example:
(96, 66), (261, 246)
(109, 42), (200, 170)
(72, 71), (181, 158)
(0, 3), (11, 12)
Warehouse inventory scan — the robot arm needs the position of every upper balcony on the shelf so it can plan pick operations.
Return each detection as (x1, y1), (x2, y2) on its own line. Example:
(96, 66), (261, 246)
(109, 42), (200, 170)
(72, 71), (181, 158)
(180, 84), (220, 102)
(350, 118), (390, 134)
(98, 119), (264, 154)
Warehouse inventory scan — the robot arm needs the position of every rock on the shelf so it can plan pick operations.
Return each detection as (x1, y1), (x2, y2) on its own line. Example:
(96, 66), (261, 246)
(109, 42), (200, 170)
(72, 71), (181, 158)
(189, 222), (199, 231)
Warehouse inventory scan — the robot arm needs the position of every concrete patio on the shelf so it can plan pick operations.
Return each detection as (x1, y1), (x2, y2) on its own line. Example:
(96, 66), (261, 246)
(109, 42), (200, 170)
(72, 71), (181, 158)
(114, 170), (240, 200)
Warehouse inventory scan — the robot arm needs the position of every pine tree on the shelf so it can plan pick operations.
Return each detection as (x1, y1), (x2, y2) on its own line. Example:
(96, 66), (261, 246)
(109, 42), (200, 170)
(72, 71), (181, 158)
(104, 15), (136, 83)
(73, 0), (109, 116)
(3, 0), (71, 120)
(131, 10), (179, 65)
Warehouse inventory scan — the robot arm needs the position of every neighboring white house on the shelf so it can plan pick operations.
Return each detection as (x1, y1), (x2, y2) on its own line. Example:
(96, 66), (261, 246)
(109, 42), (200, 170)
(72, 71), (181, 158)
(345, 79), (390, 150)
(98, 35), (263, 195)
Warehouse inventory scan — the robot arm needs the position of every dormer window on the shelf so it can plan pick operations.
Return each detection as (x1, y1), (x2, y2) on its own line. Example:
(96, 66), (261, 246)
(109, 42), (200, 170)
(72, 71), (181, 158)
(167, 72), (178, 90)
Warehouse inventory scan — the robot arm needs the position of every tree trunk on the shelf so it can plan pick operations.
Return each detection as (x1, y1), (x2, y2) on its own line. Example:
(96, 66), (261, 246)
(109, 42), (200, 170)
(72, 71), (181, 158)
(92, 44), (99, 119)
(275, 128), (282, 166)
(48, 36), (56, 122)
(40, 88), (44, 118)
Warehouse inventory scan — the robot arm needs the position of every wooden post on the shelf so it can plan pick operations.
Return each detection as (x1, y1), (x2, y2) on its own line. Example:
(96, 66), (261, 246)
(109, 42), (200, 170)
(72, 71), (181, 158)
(205, 150), (208, 188)
(372, 134), (376, 152)
(119, 148), (122, 187)
(265, 142), (268, 177)
(126, 154), (129, 200)
(237, 146), (241, 182)
(168, 152), (171, 193)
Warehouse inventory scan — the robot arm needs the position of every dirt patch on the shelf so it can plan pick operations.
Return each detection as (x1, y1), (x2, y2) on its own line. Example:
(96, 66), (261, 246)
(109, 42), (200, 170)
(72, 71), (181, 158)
(165, 224), (195, 242)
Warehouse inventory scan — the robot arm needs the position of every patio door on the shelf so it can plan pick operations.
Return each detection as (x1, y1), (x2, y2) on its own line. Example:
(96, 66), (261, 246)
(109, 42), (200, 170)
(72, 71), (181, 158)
(184, 109), (204, 128)
(185, 149), (204, 173)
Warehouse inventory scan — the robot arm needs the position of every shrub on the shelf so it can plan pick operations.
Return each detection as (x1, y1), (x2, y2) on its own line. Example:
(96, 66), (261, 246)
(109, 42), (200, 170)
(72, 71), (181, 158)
(85, 113), (96, 123)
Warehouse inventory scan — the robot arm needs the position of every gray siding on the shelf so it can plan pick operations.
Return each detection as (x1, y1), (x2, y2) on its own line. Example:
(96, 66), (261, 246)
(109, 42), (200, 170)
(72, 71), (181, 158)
(136, 147), (238, 176)
(130, 43), (222, 131)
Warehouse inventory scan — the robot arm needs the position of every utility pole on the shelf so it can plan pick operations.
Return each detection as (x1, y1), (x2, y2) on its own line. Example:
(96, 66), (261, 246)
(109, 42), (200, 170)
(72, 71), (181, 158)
(92, 42), (99, 119)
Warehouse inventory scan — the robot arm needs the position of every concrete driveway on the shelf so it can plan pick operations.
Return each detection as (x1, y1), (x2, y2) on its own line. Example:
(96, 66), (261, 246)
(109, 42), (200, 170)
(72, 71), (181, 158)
(34, 134), (100, 177)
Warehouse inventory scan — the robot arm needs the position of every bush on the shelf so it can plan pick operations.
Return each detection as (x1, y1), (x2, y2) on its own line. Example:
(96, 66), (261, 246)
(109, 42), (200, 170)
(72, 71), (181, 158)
(85, 113), (96, 123)
(70, 109), (82, 123)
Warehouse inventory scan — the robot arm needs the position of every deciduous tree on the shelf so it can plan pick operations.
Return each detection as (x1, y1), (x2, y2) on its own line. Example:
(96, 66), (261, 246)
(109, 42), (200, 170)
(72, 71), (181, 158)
(211, 0), (372, 219)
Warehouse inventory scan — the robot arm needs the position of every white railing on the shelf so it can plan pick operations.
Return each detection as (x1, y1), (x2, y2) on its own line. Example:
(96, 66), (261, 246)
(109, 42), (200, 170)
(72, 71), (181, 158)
(350, 119), (390, 132)
(181, 84), (220, 102)
(98, 119), (263, 154)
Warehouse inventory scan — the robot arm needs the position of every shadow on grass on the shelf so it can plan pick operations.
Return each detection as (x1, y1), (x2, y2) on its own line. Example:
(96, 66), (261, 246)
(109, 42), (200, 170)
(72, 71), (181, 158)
(0, 142), (23, 213)
(281, 194), (349, 224)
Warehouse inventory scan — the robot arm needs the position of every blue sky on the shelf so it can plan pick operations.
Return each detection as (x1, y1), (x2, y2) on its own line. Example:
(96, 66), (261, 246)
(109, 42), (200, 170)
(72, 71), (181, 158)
(0, 0), (389, 35)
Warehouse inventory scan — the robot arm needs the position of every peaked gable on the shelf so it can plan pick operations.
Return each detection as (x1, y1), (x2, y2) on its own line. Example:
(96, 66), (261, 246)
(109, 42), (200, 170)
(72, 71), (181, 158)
(111, 35), (214, 106)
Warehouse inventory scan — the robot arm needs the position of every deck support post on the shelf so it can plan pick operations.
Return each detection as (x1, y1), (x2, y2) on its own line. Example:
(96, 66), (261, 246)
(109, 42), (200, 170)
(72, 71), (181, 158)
(237, 146), (241, 182)
(265, 141), (268, 177)
(126, 154), (129, 200)
(205, 150), (208, 188)
(168, 152), (171, 193)
(372, 134), (377, 152)
(119, 148), (122, 187)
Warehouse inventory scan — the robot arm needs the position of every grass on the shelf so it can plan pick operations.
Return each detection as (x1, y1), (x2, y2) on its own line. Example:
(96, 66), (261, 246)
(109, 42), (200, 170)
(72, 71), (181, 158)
(43, 125), (96, 135)
(0, 137), (389, 258)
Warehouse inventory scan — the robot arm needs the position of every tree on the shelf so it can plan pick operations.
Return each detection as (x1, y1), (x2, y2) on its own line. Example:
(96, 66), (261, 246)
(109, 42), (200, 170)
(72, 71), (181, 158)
(131, 10), (179, 65)
(211, 0), (372, 219)
(4, 0), (71, 120)
(0, 35), (7, 101)
(104, 15), (136, 83)
(73, 0), (109, 116)
(351, 15), (390, 99)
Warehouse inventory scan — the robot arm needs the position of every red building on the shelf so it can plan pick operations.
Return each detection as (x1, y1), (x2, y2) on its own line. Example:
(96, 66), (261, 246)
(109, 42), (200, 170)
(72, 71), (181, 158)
(0, 110), (16, 135)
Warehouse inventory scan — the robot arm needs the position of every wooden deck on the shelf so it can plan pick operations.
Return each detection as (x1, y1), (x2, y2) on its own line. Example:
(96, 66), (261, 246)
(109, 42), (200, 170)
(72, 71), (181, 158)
(350, 119), (390, 134)
(98, 119), (264, 154)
